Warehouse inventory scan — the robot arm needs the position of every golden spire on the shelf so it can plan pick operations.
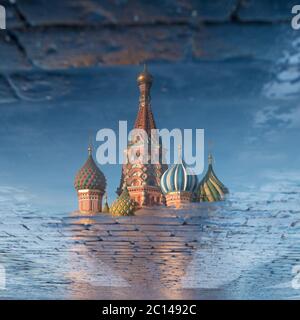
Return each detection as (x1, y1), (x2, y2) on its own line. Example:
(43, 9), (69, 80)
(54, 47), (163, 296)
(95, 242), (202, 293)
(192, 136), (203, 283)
(134, 64), (156, 133)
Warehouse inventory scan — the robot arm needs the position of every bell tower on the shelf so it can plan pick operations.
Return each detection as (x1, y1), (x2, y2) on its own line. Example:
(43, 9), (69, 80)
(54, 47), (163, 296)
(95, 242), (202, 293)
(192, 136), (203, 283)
(117, 65), (167, 208)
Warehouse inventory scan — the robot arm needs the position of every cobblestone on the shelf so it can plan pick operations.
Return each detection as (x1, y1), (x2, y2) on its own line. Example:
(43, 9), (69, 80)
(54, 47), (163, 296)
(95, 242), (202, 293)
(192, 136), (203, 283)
(0, 192), (300, 299)
(0, 0), (296, 74)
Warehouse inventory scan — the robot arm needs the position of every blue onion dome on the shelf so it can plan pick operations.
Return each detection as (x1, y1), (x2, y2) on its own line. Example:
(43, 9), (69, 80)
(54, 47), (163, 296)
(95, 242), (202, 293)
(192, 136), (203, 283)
(160, 148), (198, 194)
(197, 154), (229, 202)
(74, 146), (106, 191)
(110, 186), (136, 216)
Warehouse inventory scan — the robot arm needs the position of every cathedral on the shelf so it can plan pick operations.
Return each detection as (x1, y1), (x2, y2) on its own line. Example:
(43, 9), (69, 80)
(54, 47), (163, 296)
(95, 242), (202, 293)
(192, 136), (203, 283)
(74, 66), (229, 215)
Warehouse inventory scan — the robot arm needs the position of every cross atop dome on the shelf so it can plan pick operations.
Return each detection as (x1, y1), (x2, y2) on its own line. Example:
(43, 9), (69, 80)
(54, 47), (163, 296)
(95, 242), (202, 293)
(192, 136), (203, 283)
(208, 153), (213, 165)
(88, 145), (92, 156)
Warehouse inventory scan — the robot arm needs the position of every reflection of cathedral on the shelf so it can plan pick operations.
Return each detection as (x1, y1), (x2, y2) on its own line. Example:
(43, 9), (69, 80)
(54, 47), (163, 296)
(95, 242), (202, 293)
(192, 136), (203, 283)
(74, 66), (229, 215)
(117, 65), (167, 208)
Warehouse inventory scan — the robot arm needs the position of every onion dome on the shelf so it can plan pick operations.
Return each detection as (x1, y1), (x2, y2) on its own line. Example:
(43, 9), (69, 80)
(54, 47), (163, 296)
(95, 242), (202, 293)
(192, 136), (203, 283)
(137, 64), (153, 85)
(110, 187), (136, 216)
(160, 147), (198, 194)
(197, 154), (229, 202)
(74, 146), (106, 191)
(102, 193), (110, 213)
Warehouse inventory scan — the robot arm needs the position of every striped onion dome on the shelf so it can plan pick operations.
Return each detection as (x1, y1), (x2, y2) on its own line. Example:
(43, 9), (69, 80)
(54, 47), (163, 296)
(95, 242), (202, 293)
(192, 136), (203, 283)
(110, 187), (136, 216)
(197, 154), (229, 202)
(74, 146), (106, 191)
(160, 150), (198, 194)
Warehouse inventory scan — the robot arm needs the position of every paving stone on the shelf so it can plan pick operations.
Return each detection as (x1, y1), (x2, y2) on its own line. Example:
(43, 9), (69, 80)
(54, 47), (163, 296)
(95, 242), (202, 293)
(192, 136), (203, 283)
(16, 0), (238, 26)
(109, 230), (149, 237)
(66, 214), (117, 224)
(90, 0), (238, 24)
(16, 0), (109, 26)
(0, 32), (31, 72)
(116, 216), (185, 225)
(237, 0), (295, 22)
(90, 224), (137, 232)
(138, 224), (202, 231)
(192, 24), (294, 62)
(15, 26), (190, 69)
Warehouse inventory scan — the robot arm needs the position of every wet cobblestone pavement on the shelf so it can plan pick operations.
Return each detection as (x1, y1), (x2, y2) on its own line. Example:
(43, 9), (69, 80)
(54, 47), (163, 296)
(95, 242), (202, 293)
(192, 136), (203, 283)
(1, 190), (300, 299)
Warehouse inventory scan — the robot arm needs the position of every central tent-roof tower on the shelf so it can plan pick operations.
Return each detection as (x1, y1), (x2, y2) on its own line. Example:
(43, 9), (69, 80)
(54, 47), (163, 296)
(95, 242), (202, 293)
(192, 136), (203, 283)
(117, 65), (167, 208)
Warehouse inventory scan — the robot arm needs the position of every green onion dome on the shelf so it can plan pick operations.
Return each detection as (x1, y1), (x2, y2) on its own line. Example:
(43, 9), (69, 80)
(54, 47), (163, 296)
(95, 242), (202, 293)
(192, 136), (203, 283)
(74, 146), (106, 191)
(110, 187), (136, 216)
(197, 154), (229, 202)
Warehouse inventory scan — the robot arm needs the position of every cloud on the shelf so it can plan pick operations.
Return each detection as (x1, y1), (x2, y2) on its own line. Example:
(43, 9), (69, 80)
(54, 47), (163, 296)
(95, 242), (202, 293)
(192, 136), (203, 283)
(253, 105), (279, 127)
(264, 75), (300, 100)
(263, 34), (300, 100)
(253, 105), (300, 129)
(238, 149), (286, 162)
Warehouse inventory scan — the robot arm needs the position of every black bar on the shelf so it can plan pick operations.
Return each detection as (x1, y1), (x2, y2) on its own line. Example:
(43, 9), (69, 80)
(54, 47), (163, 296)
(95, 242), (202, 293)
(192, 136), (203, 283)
(0, 300), (298, 319)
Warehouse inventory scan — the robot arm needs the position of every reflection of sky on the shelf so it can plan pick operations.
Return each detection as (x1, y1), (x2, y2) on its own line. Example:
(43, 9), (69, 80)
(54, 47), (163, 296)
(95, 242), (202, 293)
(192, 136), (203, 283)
(0, 27), (300, 213)
(1, 23), (300, 299)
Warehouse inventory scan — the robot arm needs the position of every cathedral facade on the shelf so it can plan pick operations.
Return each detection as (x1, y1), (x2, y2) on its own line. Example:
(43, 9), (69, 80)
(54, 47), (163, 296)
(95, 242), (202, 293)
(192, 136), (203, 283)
(74, 66), (229, 215)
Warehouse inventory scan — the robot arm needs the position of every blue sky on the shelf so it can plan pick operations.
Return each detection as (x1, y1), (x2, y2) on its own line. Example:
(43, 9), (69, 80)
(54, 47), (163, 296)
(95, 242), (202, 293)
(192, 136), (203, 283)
(0, 56), (299, 212)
